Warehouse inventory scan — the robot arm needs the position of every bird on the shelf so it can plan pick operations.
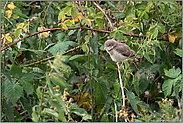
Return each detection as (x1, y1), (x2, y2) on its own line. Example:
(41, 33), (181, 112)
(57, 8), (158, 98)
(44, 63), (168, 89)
(104, 39), (138, 70)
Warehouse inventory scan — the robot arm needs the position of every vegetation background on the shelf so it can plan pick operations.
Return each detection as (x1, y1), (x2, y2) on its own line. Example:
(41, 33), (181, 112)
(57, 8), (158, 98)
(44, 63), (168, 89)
(1, 1), (182, 122)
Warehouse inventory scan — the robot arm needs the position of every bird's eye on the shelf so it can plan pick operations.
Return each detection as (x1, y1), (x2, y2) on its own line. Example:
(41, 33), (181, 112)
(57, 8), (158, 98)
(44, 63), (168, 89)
(109, 44), (111, 46)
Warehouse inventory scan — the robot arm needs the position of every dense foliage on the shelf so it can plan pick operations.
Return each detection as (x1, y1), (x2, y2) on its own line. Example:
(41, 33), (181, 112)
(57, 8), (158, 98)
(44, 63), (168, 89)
(1, 1), (182, 122)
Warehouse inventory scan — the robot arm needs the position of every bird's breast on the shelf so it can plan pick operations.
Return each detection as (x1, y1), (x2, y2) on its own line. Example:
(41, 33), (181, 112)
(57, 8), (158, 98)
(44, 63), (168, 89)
(107, 49), (128, 63)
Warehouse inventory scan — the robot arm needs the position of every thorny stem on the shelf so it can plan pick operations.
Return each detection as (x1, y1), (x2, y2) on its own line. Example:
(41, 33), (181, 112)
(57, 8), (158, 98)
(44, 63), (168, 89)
(1, 27), (171, 52)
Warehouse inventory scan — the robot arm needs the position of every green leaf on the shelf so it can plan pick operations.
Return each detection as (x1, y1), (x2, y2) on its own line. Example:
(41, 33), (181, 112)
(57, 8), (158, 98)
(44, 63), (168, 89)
(14, 28), (22, 39)
(118, 28), (126, 33)
(173, 75), (182, 99)
(36, 87), (42, 100)
(56, 32), (68, 42)
(110, 31), (116, 38)
(69, 74), (80, 83)
(20, 79), (34, 95)
(48, 41), (78, 55)
(71, 7), (78, 20)
(164, 4), (169, 14)
(135, 3), (146, 10)
(101, 113), (109, 122)
(83, 115), (92, 120)
(82, 43), (89, 53)
(133, 75), (139, 97)
(149, 24), (157, 30)
(13, 11), (29, 19)
(42, 108), (59, 118)
(52, 75), (70, 88)
(137, 101), (153, 114)
(94, 76), (109, 104)
(64, 6), (72, 14)
(58, 10), (64, 20)
(71, 108), (88, 117)
(126, 91), (139, 114)
(144, 52), (153, 64)
(139, 73), (150, 92)
(66, 2), (72, 6)
(20, 96), (32, 117)
(174, 48), (182, 57)
(162, 79), (175, 97)
(151, 28), (158, 39)
(89, 36), (98, 54)
(164, 67), (181, 78)
(1, 66), (12, 82)
(115, 31), (124, 41)
(32, 105), (39, 122)
(4, 81), (23, 104)
(33, 67), (45, 73)
(54, 94), (67, 113)
(96, 18), (103, 30)
(125, 6), (135, 21)
(68, 30), (76, 36)
(69, 54), (86, 61)
(115, 13), (125, 19)
(95, 12), (104, 18)
(144, 11), (149, 19)
(48, 99), (67, 122)
(106, 1), (115, 8)
(10, 65), (22, 79)
(21, 73), (35, 81)
(3, 100), (14, 121)
(157, 23), (165, 33)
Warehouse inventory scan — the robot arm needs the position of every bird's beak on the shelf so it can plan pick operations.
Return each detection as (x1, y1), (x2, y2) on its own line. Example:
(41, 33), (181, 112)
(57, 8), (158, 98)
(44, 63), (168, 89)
(104, 47), (107, 50)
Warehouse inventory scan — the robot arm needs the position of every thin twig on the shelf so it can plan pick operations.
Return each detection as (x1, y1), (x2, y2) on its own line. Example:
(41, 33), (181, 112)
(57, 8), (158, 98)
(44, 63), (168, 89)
(20, 45), (81, 67)
(93, 1), (114, 30)
(153, 2), (162, 23)
(153, 110), (168, 122)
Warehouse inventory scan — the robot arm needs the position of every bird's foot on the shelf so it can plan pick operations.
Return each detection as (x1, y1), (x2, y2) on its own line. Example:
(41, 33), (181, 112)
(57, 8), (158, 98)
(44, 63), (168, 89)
(117, 62), (124, 71)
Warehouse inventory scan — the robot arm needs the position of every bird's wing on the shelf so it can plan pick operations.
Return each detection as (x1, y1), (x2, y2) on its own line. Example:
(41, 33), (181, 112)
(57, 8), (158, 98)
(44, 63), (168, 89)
(115, 44), (136, 57)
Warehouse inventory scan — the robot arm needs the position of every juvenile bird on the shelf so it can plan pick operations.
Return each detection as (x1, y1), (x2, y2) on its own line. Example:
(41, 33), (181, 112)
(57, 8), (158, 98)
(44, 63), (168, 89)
(104, 39), (137, 69)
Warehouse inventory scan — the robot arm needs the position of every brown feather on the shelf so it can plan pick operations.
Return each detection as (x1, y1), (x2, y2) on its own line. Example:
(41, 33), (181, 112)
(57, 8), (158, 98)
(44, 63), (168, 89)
(114, 43), (136, 57)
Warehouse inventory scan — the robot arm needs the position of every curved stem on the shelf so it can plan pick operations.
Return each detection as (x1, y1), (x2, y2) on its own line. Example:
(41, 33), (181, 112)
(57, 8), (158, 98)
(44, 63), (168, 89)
(93, 2), (114, 30)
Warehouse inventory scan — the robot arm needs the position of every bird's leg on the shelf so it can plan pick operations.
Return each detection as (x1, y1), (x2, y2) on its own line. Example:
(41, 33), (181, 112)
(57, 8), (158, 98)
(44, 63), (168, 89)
(118, 61), (124, 71)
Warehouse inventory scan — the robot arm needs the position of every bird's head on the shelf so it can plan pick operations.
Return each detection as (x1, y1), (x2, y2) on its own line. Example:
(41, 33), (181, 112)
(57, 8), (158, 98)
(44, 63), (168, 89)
(104, 40), (118, 51)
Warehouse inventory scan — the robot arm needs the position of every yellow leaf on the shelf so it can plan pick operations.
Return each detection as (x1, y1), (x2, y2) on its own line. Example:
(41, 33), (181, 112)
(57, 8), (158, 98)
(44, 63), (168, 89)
(22, 24), (29, 32)
(5, 36), (12, 42)
(78, 13), (84, 21)
(42, 32), (49, 38)
(74, 18), (78, 22)
(64, 19), (73, 26)
(61, 14), (66, 23)
(71, 19), (75, 24)
(38, 27), (49, 38)
(38, 27), (44, 31)
(61, 23), (68, 30)
(6, 10), (12, 19)
(168, 34), (175, 43)
(85, 18), (91, 27)
(7, 2), (16, 10)
(146, 31), (150, 38)
(17, 23), (24, 29)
